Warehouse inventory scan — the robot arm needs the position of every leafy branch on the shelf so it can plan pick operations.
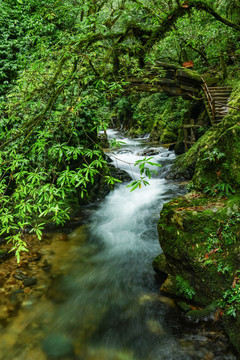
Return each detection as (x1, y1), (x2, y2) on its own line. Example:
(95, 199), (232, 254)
(127, 156), (161, 191)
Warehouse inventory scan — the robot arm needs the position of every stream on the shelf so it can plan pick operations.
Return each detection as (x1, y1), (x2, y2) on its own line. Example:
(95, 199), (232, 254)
(0, 130), (237, 360)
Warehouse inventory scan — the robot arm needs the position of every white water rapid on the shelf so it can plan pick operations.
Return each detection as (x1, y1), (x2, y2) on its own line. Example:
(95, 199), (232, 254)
(0, 130), (236, 360)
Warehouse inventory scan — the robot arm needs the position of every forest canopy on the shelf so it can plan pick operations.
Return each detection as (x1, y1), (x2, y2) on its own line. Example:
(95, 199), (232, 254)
(1, 0), (240, 260)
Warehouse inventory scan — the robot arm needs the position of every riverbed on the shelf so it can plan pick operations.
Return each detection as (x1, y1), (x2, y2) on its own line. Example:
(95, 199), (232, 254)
(0, 130), (236, 360)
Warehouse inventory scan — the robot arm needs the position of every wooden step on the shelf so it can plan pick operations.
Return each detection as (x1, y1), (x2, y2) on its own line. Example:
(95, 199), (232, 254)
(211, 94), (231, 98)
(211, 90), (231, 93)
(203, 85), (232, 125)
(209, 90), (232, 94)
(215, 111), (228, 115)
(215, 103), (228, 106)
(213, 93), (231, 97)
(209, 89), (232, 92)
(211, 95), (231, 99)
(213, 100), (230, 104)
(208, 87), (232, 90)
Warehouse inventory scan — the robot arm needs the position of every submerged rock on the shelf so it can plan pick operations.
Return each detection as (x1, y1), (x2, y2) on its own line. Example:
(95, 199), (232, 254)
(42, 333), (75, 359)
(109, 165), (132, 182)
(138, 148), (161, 156)
(184, 302), (219, 325)
(23, 277), (37, 287)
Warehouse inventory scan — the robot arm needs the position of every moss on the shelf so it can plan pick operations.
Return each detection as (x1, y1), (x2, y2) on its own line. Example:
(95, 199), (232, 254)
(155, 192), (240, 353)
(160, 126), (177, 143)
(157, 193), (240, 303)
(171, 115), (240, 190)
(150, 119), (166, 141)
(176, 68), (202, 83)
(223, 314), (240, 354)
(184, 301), (219, 324)
(152, 253), (169, 274)
(228, 81), (240, 111)
(191, 122), (240, 190)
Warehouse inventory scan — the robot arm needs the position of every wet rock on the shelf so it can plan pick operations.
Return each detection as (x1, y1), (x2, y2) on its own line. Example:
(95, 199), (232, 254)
(109, 165), (132, 182)
(10, 289), (24, 304)
(42, 259), (52, 272)
(23, 277), (37, 287)
(28, 253), (42, 262)
(159, 275), (178, 296)
(117, 149), (133, 154)
(42, 333), (75, 359)
(174, 141), (185, 155)
(168, 143), (176, 151)
(184, 302), (220, 325)
(146, 318), (164, 336)
(152, 253), (168, 283)
(166, 161), (196, 181)
(13, 271), (27, 281)
(138, 148), (161, 156)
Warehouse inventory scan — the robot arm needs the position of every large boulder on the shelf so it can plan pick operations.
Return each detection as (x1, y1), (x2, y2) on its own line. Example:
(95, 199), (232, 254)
(154, 192), (240, 354)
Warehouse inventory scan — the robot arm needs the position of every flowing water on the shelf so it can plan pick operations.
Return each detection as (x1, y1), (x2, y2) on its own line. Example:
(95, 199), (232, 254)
(0, 130), (237, 360)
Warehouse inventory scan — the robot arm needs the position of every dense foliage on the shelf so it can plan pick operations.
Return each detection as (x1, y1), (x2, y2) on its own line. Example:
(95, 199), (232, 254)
(1, 0), (240, 261)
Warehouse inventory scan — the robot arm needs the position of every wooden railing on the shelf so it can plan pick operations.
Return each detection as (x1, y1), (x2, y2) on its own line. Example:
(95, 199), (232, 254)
(202, 78), (239, 123)
(202, 78), (215, 124)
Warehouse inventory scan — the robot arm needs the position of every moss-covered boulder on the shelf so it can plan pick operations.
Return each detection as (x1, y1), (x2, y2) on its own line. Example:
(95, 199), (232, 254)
(171, 118), (240, 189)
(154, 192), (240, 353)
(159, 126), (177, 143)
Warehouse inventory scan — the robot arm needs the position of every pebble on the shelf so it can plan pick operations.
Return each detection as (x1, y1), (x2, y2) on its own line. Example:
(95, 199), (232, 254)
(23, 278), (37, 287)
(13, 272), (27, 281)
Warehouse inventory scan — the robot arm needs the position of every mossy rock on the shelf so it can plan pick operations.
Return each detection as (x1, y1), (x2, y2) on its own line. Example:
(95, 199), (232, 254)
(157, 193), (240, 305)
(160, 127), (177, 143)
(170, 81), (240, 189)
(223, 313), (240, 355)
(155, 192), (240, 354)
(184, 301), (219, 324)
(150, 119), (166, 141)
(192, 120), (240, 190)
(171, 116), (240, 189)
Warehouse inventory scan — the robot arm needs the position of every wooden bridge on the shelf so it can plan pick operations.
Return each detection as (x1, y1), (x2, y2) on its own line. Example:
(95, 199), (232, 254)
(124, 62), (203, 100)
(124, 61), (237, 150)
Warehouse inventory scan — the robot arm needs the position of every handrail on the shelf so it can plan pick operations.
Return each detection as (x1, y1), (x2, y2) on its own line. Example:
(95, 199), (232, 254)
(202, 77), (215, 123)
(202, 77), (240, 112)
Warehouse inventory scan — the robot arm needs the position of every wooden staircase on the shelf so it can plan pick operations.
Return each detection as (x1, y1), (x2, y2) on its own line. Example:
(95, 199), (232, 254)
(202, 81), (233, 125)
(208, 86), (232, 123)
